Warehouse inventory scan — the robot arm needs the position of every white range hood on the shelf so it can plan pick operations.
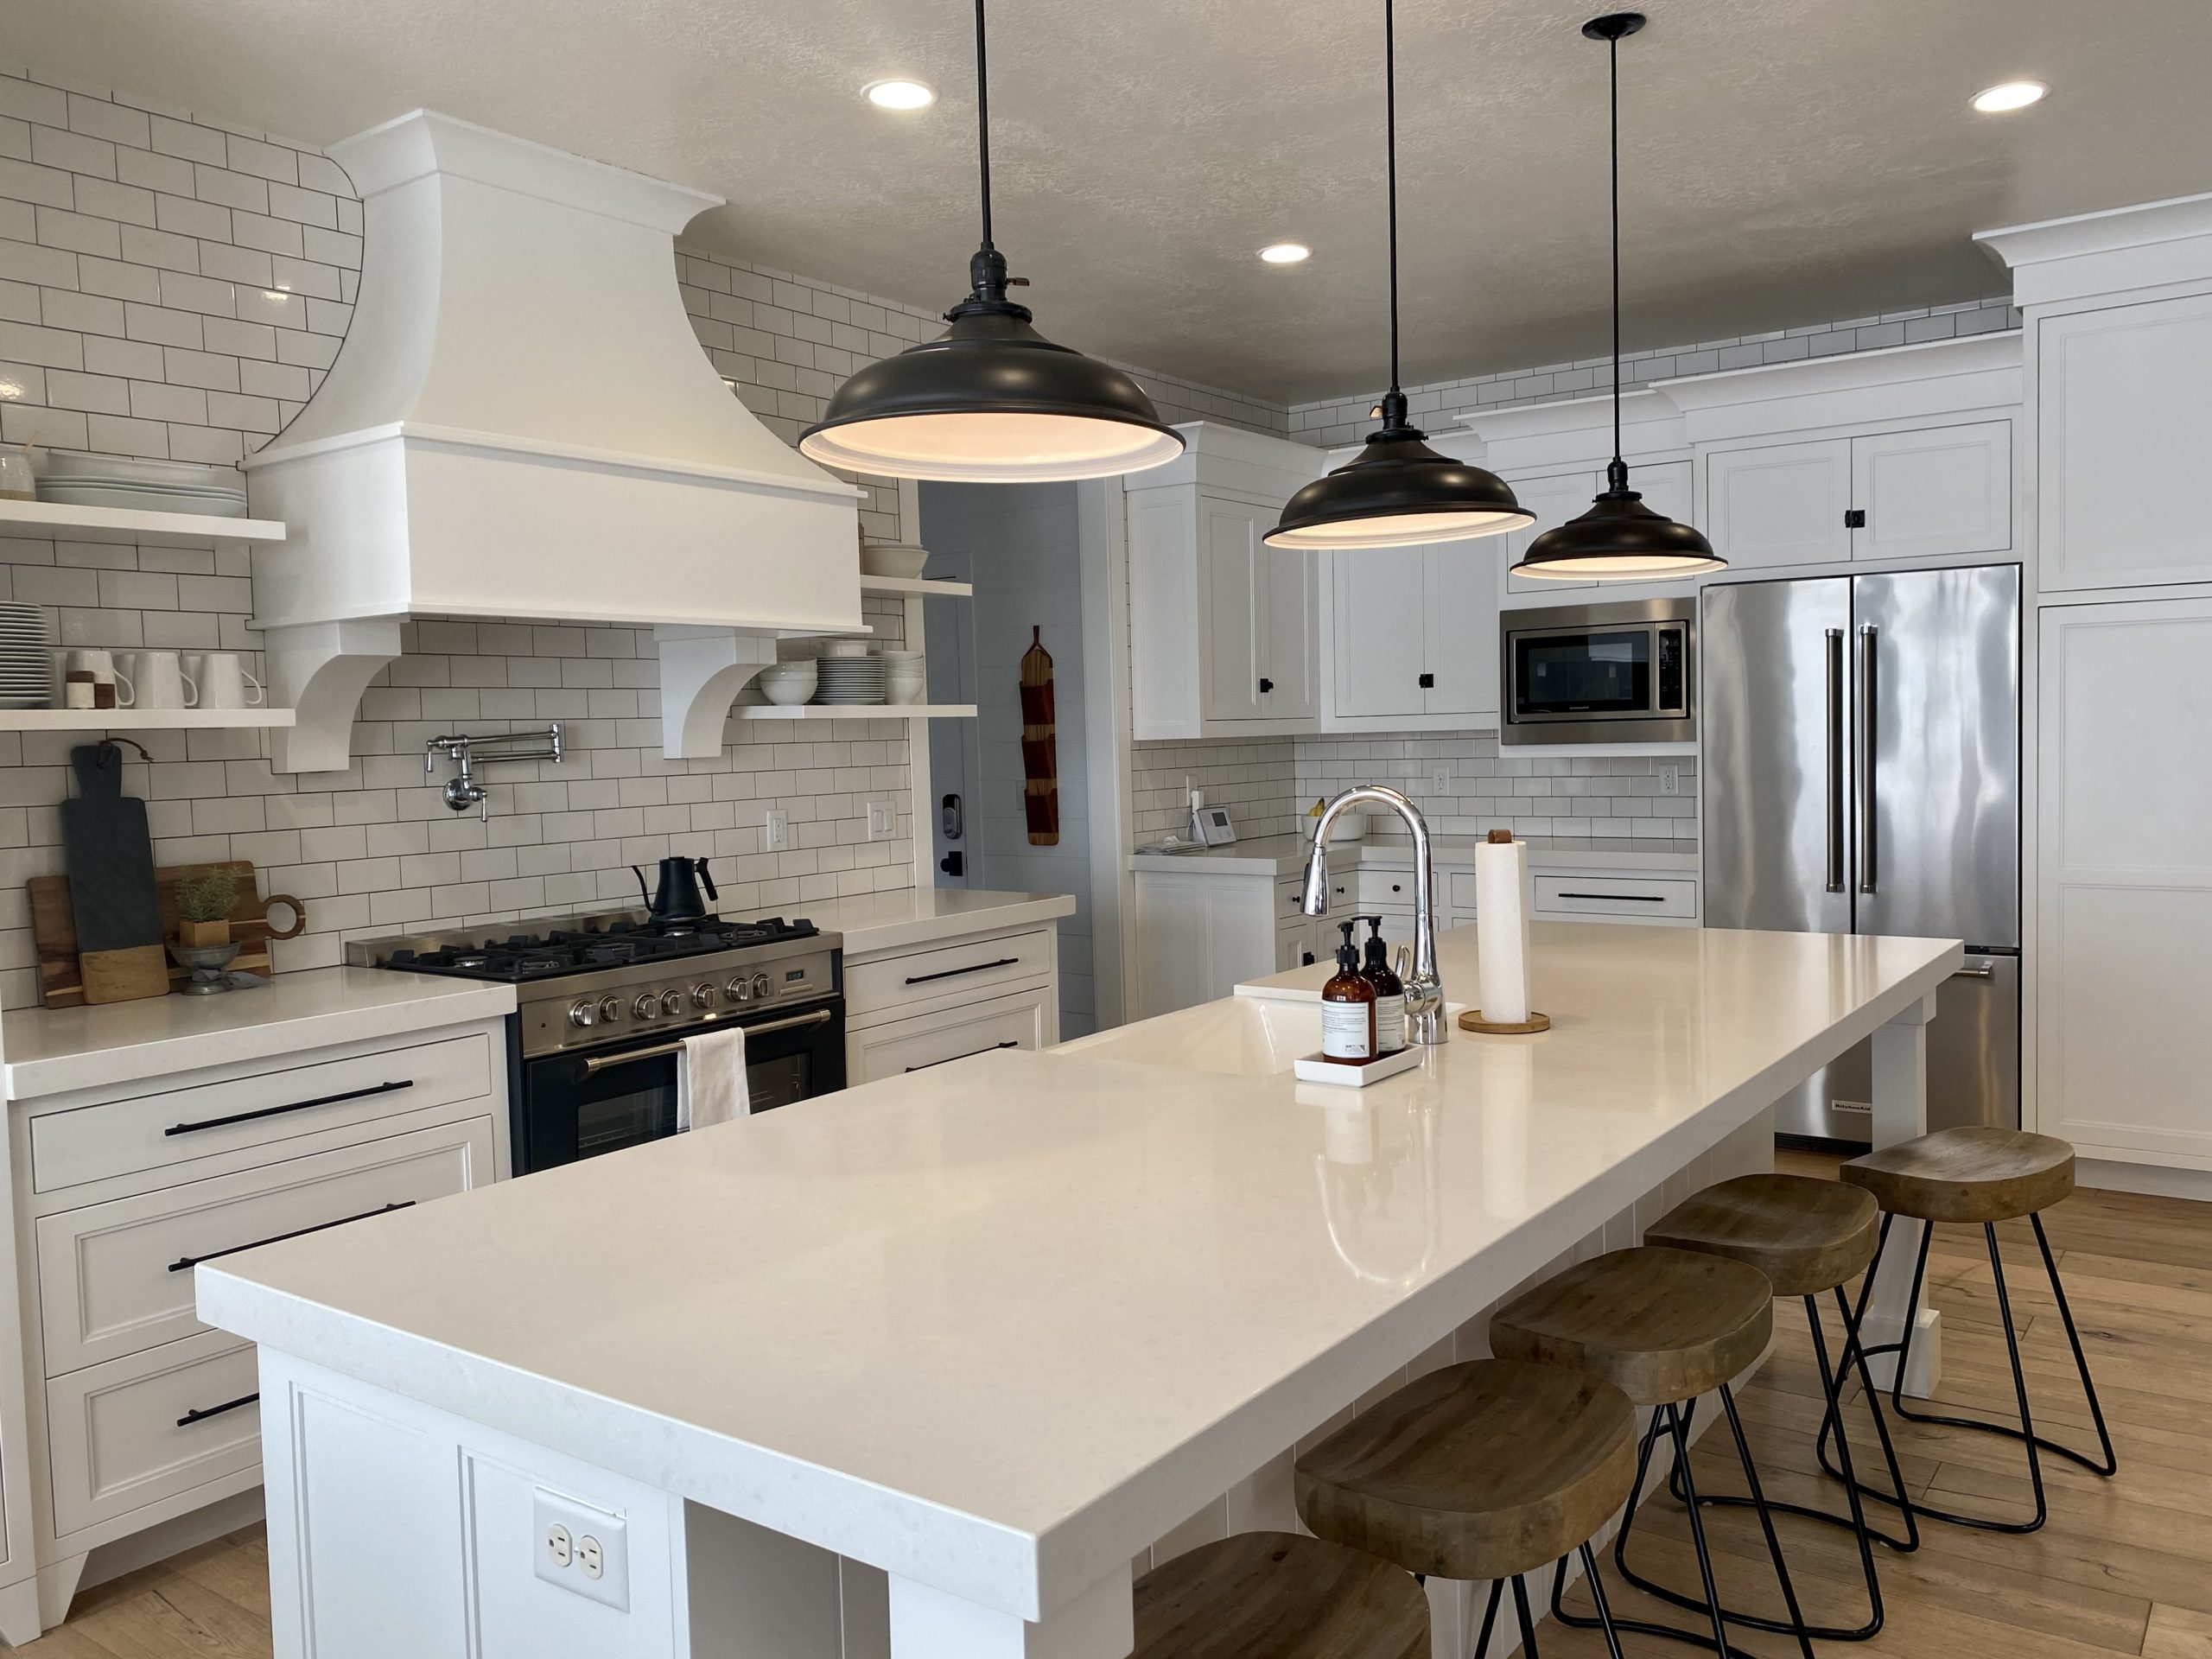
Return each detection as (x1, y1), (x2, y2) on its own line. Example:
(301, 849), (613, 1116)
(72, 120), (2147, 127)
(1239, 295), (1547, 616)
(245, 111), (863, 771)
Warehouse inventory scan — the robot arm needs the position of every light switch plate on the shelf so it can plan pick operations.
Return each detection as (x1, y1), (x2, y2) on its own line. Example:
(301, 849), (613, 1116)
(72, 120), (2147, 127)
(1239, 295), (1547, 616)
(533, 1489), (629, 1611)
(867, 798), (895, 841)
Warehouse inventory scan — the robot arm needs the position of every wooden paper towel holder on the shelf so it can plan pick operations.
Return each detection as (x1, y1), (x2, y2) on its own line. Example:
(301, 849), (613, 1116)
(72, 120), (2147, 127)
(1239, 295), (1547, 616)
(1458, 1009), (1552, 1035)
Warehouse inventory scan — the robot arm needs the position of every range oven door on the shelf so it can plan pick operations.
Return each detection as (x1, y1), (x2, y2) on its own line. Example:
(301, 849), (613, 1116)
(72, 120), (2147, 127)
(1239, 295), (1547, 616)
(514, 1000), (846, 1174)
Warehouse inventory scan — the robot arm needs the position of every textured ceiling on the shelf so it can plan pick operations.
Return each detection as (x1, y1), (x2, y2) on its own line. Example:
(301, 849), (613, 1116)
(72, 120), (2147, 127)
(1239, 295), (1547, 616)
(12, 0), (2205, 404)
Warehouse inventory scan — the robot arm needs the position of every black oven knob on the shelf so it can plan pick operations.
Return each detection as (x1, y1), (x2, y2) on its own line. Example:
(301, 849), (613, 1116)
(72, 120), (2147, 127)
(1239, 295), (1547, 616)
(725, 976), (751, 1002)
(567, 998), (597, 1028)
(598, 995), (622, 1024)
(749, 971), (774, 1001)
(690, 982), (715, 1009)
(632, 993), (660, 1020)
(658, 988), (684, 1017)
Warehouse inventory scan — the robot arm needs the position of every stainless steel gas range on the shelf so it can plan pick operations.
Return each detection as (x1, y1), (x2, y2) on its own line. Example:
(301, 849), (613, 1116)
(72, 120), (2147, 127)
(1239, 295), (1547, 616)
(348, 911), (846, 1174)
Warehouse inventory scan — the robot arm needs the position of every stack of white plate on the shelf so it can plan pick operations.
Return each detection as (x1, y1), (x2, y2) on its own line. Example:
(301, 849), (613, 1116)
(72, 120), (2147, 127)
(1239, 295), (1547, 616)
(0, 605), (54, 709)
(878, 649), (926, 705)
(35, 452), (250, 518)
(813, 654), (886, 705)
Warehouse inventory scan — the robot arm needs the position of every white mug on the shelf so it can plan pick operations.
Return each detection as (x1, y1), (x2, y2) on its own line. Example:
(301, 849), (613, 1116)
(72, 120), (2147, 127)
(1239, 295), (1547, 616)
(190, 652), (264, 709)
(64, 648), (133, 707)
(127, 650), (198, 709)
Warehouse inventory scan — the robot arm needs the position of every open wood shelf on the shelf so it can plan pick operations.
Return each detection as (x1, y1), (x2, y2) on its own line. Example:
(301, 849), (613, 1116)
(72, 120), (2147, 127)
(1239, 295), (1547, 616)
(859, 575), (971, 598)
(0, 708), (297, 731)
(731, 703), (975, 721)
(0, 499), (286, 549)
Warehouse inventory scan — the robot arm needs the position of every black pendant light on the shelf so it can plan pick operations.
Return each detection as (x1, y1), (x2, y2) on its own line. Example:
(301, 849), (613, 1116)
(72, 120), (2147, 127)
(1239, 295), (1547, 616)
(1266, 0), (1532, 550)
(799, 0), (1185, 482)
(1513, 13), (1724, 581)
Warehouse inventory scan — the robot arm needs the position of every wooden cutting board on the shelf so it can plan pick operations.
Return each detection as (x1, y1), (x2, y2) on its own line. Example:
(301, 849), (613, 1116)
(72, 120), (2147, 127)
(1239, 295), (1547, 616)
(59, 743), (167, 1004)
(30, 859), (308, 1008)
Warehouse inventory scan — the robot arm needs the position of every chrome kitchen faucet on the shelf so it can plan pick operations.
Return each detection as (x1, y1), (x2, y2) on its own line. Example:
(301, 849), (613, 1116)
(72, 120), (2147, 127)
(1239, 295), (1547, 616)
(1302, 785), (1446, 1045)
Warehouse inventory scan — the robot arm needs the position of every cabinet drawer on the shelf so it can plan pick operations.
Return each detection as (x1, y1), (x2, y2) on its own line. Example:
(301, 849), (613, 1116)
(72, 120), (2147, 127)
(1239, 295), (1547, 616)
(1446, 871), (1479, 912)
(845, 929), (1052, 1027)
(847, 988), (1052, 1085)
(1533, 875), (1699, 919)
(36, 1117), (495, 1377)
(29, 1031), (495, 1194)
(1356, 870), (1418, 911)
(47, 1330), (261, 1539)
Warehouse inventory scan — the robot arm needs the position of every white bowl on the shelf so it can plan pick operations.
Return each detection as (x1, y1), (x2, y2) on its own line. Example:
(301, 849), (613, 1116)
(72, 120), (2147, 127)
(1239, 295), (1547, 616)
(753, 663), (817, 704)
(822, 639), (872, 658)
(860, 542), (930, 580)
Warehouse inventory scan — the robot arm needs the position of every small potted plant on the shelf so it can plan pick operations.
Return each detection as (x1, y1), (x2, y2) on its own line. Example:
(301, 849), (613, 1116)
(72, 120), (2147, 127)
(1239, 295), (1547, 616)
(175, 867), (238, 950)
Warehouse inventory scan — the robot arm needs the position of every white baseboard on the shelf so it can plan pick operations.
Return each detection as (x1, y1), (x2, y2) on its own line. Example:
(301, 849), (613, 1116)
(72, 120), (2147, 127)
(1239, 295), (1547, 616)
(2078, 1158), (2212, 1202)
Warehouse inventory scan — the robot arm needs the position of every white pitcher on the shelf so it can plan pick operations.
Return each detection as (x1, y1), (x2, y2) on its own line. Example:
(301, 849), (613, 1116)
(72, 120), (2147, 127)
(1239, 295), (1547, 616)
(127, 650), (198, 709)
(190, 652), (264, 709)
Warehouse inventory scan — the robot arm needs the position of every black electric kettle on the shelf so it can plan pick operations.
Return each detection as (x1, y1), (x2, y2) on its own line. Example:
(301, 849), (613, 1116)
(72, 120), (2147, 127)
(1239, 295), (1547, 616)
(632, 855), (717, 921)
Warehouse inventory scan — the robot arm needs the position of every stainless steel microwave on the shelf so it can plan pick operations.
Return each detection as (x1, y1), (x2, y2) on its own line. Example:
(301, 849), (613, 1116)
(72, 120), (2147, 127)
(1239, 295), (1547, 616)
(1501, 598), (1695, 746)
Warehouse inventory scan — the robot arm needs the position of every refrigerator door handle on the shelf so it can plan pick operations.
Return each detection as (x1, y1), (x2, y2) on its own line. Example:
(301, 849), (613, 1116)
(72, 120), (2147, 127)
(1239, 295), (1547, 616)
(1825, 627), (1846, 893)
(1856, 623), (1878, 895)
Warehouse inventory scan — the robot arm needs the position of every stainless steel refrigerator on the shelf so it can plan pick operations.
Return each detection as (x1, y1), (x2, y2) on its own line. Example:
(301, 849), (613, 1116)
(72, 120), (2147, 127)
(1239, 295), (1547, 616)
(1702, 564), (2020, 1145)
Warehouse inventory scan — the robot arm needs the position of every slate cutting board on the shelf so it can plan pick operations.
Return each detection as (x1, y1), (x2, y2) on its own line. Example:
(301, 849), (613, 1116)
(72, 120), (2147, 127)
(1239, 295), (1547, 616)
(60, 743), (168, 1003)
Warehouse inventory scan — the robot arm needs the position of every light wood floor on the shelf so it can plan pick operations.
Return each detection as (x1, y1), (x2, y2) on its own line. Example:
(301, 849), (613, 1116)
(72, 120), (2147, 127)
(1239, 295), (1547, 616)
(14, 1152), (2210, 1657)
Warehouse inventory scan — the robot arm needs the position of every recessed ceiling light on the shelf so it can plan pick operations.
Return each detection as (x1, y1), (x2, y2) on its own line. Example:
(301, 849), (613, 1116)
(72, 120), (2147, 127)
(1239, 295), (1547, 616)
(1259, 243), (1311, 265)
(864, 79), (936, 111)
(1971, 79), (2047, 113)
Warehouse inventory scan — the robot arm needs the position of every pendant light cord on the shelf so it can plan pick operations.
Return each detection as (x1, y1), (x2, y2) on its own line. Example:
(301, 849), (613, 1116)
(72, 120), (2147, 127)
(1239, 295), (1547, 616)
(1384, 0), (1401, 400)
(975, 0), (995, 252)
(1607, 27), (1624, 480)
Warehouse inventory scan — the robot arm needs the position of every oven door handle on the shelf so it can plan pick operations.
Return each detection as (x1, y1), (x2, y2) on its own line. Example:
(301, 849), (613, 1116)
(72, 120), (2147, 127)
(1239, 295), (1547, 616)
(578, 1007), (835, 1073)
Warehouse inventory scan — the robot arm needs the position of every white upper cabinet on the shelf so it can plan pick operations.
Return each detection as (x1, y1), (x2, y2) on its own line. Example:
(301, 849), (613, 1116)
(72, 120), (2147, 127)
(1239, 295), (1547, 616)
(1501, 469), (1610, 594)
(1331, 543), (1503, 722)
(1704, 437), (1854, 568)
(1126, 424), (1326, 740)
(1705, 422), (2012, 569)
(2035, 291), (2212, 591)
(1850, 420), (2012, 560)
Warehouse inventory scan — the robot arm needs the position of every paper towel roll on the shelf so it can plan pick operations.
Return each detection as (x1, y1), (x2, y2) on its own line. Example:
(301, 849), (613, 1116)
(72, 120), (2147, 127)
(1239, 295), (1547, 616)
(1475, 835), (1534, 1024)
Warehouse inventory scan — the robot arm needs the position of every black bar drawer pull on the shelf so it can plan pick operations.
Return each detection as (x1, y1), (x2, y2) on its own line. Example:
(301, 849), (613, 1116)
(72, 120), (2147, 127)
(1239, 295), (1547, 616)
(177, 1391), (258, 1428)
(1554, 892), (1667, 903)
(906, 1039), (1020, 1072)
(167, 1079), (414, 1137)
(168, 1200), (417, 1274)
(904, 957), (1020, 986)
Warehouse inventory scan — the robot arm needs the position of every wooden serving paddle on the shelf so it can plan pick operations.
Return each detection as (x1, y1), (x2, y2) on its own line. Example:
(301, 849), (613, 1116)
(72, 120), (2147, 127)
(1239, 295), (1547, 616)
(60, 742), (168, 1003)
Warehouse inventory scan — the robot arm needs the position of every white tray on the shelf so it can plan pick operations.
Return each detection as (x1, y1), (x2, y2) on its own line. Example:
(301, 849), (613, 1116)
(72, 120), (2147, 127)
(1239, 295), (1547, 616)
(1292, 1046), (1423, 1087)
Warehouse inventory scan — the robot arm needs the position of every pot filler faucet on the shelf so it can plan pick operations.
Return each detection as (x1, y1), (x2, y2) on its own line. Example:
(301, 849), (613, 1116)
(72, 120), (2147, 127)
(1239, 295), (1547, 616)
(1303, 785), (1447, 1046)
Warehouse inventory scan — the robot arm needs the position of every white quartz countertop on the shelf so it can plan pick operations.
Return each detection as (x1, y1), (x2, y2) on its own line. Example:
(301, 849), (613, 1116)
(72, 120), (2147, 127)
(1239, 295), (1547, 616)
(779, 887), (1076, 957)
(199, 921), (1954, 1624)
(3, 968), (517, 1101)
(1129, 833), (1699, 876)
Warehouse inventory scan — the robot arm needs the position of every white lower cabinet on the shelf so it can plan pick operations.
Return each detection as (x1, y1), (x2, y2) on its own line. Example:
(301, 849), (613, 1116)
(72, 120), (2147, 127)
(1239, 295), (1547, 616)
(2036, 598), (2212, 1168)
(6, 1018), (511, 1637)
(841, 924), (1062, 1084)
(847, 988), (1055, 1084)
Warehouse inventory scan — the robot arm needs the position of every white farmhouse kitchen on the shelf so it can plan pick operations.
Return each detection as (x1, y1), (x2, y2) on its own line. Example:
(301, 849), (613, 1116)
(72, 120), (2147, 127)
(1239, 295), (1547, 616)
(0, 5), (2202, 1658)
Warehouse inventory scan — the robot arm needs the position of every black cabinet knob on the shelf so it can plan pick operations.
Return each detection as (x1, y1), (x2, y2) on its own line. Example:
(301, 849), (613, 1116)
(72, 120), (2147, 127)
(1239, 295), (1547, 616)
(1418, 672), (1434, 689)
(1257, 677), (1274, 694)
(1844, 508), (1866, 529)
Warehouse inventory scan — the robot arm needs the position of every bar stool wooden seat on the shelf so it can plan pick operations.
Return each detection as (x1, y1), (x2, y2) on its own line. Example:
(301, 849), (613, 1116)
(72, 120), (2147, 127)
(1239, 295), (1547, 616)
(1294, 1357), (1637, 1659)
(1833, 1126), (2117, 1535)
(1644, 1173), (1918, 1641)
(1131, 1530), (1428, 1659)
(1491, 1246), (1814, 1659)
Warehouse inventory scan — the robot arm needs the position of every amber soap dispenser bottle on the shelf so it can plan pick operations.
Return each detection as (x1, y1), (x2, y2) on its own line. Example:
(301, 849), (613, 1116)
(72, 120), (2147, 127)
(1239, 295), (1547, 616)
(1320, 919), (1378, 1065)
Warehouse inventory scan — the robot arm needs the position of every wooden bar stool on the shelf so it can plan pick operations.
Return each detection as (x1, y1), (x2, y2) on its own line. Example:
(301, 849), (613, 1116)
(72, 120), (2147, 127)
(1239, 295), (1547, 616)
(1644, 1173), (1918, 1642)
(1828, 1126), (2117, 1535)
(1294, 1357), (1637, 1659)
(1132, 1530), (1429, 1659)
(1491, 1246), (1814, 1659)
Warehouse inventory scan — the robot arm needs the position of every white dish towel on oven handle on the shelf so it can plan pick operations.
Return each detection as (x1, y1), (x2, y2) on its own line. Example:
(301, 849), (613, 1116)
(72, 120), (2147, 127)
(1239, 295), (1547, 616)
(677, 1025), (750, 1131)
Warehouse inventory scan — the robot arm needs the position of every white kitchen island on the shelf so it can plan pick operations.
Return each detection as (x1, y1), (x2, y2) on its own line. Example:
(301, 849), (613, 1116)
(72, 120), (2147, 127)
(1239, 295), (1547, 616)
(197, 920), (1959, 1659)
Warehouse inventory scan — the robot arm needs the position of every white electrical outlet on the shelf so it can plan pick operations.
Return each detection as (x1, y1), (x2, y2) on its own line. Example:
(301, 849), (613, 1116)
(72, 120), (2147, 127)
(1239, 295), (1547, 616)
(533, 1490), (628, 1611)
(1432, 766), (1452, 796)
(867, 798), (895, 841)
(1660, 765), (1681, 796)
(764, 807), (789, 851)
